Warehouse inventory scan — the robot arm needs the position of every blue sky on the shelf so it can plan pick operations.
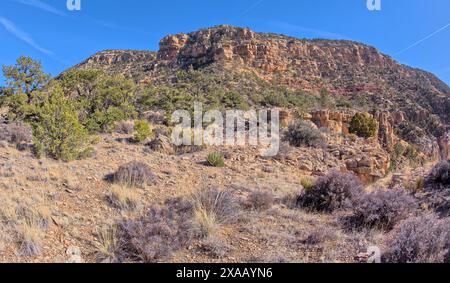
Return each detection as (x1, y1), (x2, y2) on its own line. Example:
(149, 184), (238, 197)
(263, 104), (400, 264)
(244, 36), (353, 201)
(1, 0), (449, 85)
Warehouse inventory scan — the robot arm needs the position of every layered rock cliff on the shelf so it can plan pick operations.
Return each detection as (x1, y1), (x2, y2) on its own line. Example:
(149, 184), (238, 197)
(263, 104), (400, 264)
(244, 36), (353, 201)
(69, 25), (449, 159)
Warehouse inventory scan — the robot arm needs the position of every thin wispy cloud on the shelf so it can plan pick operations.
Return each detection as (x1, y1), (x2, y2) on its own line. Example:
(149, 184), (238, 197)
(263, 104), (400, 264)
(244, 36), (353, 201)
(12, 0), (141, 33)
(0, 16), (53, 56)
(270, 22), (348, 40)
(239, 0), (265, 17)
(396, 22), (450, 55)
(13, 0), (67, 17)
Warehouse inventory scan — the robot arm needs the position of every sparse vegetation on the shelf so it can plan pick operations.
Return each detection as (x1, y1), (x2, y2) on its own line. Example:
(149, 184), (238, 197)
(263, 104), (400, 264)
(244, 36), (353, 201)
(285, 120), (323, 148)
(0, 24), (449, 264)
(17, 222), (42, 256)
(246, 191), (275, 211)
(198, 236), (231, 259)
(405, 177), (425, 194)
(300, 176), (315, 190)
(95, 225), (120, 263)
(0, 194), (51, 257)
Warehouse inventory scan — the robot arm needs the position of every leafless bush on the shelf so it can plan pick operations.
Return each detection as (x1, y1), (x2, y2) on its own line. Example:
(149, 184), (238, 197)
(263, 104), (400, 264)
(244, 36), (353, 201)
(198, 236), (231, 259)
(345, 189), (417, 231)
(112, 161), (155, 187)
(383, 214), (450, 263)
(115, 121), (134, 134)
(426, 159), (450, 189)
(116, 198), (194, 263)
(246, 191), (275, 211)
(297, 171), (362, 213)
(0, 122), (32, 145)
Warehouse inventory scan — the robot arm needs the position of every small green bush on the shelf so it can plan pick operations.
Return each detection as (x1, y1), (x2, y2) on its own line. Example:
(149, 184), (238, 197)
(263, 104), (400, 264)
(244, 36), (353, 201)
(61, 70), (138, 133)
(206, 152), (225, 168)
(133, 120), (152, 143)
(31, 85), (92, 162)
(349, 113), (378, 138)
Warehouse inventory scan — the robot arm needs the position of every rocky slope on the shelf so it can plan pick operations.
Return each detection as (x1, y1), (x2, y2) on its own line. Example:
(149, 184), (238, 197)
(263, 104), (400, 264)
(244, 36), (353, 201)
(70, 25), (449, 160)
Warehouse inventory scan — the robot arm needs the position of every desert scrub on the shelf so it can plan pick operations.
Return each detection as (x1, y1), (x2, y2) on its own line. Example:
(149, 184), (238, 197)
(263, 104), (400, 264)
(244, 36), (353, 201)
(206, 152), (225, 167)
(198, 235), (232, 259)
(297, 171), (362, 213)
(190, 187), (240, 237)
(284, 120), (323, 148)
(0, 194), (51, 257)
(112, 161), (155, 188)
(17, 222), (42, 256)
(349, 113), (378, 138)
(346, 189), (416, 231)
(134, 120), (153, 143)
(116, 198), (195, 263)
(95, 225), (120, 263)
(108, 185), (140, 211)
(426, 159), (450, 189)
(115, 120), (134, 134)
(405, 177), (425, 194)
(0, 122), (32, 146)
(383, 214), (450, 263)
(246, 191), (275, 211)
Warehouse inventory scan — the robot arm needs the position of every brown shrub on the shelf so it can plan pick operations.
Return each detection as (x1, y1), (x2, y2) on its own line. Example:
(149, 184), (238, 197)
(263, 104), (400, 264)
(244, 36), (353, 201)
(112, 161), (155, 187)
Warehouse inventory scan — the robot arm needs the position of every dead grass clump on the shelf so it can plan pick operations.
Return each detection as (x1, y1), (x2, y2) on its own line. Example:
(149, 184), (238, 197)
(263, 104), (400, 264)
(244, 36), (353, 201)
(198, 236), (232, 259)
(0, 194), (51, 257)
(116, 199), (194, 263)
(112, 161), (155, 188)
(108, 185), (140, 211)
(95, 225), (121, 263)
(190, 188), (240, 237)
(246, 191), (275, 211)
(17, 222), (42, 256)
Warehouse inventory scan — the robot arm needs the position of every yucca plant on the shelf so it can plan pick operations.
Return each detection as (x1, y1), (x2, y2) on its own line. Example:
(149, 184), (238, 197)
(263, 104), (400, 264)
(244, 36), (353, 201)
(206, 152), (225, 167)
